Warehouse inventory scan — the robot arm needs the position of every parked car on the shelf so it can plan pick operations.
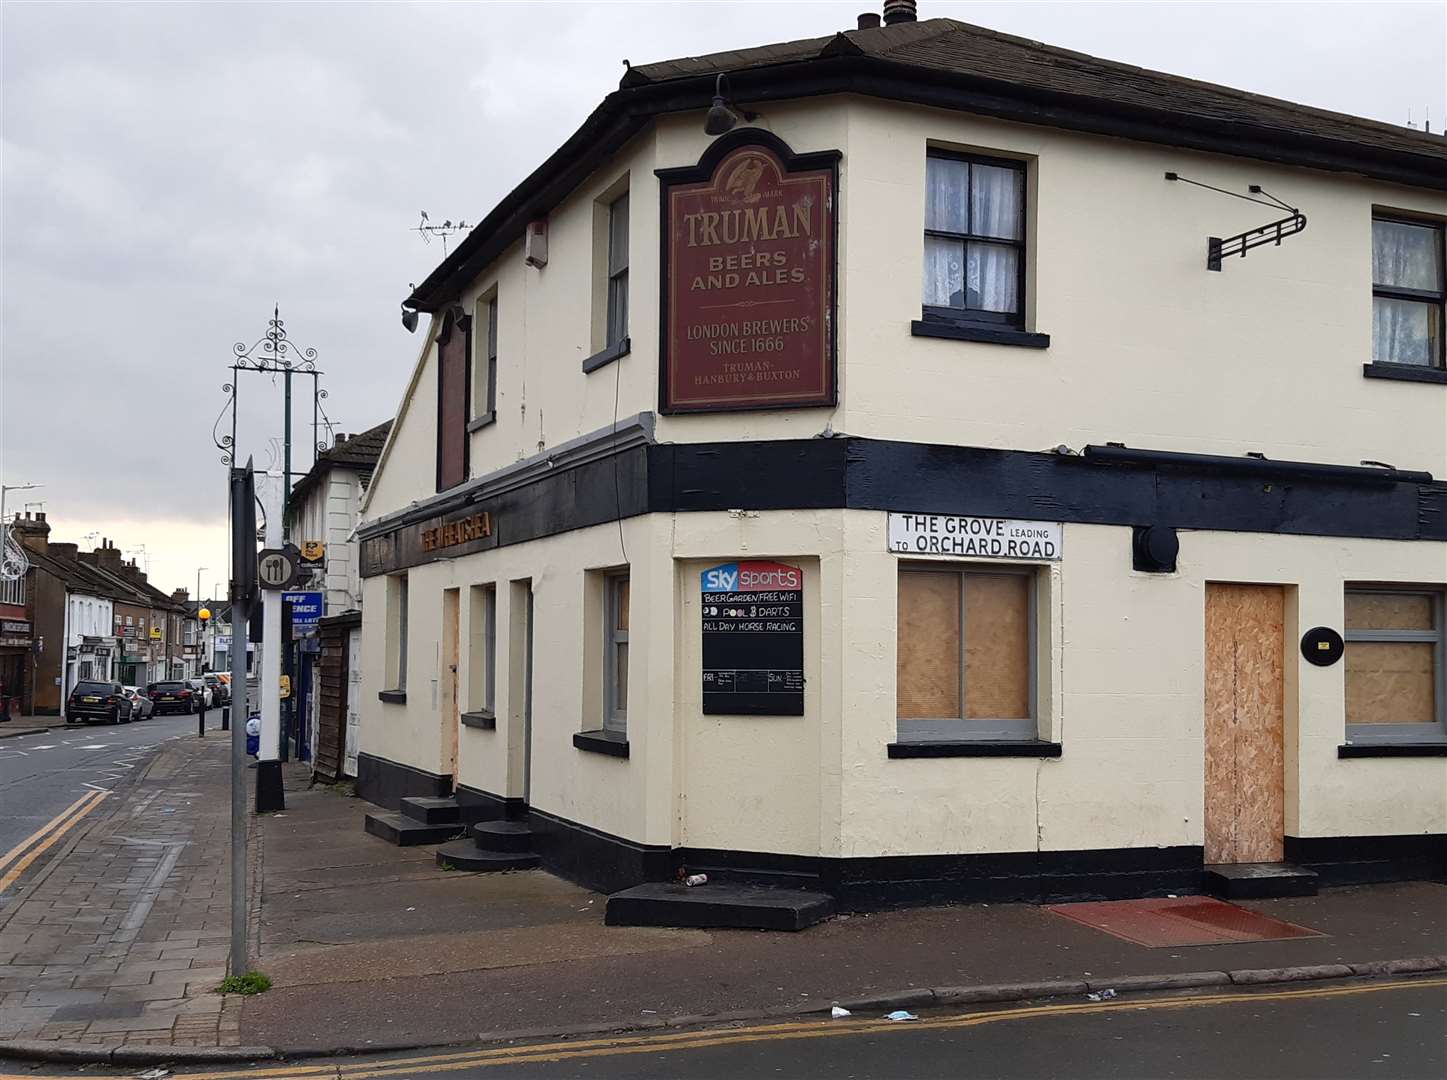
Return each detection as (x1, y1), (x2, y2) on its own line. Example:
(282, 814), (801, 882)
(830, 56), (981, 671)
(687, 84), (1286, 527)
(122, 686), (153, 720)
(147, 680), (199, 715)
(66, 681), (133, 725)
(202, 673), (229, 705)
(188, 679), (214, 709)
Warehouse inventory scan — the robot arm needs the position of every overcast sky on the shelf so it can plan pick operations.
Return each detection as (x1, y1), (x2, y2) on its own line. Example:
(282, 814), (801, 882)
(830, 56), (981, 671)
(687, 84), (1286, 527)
(2, 0), (1443, 596)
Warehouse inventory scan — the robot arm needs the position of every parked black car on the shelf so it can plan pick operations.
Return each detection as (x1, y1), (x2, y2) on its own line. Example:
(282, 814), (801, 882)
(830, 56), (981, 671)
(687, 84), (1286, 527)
(66, 681), (134, 725)
(147, 680), (200, 715)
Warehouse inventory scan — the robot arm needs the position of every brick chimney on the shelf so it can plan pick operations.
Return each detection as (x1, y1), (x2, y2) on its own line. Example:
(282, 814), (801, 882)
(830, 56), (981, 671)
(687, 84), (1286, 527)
(172, 588), (189, 604)
(89, 538), (124, 573)
(49, 542), (79, 561)
(11, 511), (49, 555)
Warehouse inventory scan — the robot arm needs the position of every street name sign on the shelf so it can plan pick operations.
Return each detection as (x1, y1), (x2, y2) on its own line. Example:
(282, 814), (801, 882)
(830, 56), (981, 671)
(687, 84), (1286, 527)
(887, 513), (1063, 560)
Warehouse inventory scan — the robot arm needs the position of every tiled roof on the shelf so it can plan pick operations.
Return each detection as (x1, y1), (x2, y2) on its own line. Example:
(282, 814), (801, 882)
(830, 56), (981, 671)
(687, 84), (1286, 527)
(633, 18), (1445, 162)
(289, 419), (392, 508)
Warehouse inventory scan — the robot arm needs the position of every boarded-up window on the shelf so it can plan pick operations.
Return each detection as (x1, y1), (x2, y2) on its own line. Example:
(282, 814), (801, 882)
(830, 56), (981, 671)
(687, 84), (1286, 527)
(436, 308), (470, 491)
(897, 567), (1035, 740)
(1344, 587), (1444, 739)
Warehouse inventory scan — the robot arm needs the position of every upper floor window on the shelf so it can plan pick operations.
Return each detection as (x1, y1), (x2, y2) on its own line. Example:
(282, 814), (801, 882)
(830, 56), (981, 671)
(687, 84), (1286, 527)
(606, 193), (629, 348)
(1372, 216), (1444, 369)
(923, 152), (1025, 327)
(472, 293), (498, 427)
(0, 574), (22, 606)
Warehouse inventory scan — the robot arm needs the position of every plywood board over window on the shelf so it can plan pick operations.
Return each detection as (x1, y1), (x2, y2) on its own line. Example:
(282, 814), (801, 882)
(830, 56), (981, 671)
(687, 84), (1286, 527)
(896, 566), (1036, 741)
(1343, 586), (1445, 741)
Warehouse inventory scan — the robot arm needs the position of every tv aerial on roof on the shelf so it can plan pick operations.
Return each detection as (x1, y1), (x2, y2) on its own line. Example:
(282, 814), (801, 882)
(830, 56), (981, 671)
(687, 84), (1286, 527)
(1165, 173), (1307, 271)
(414, 210), (470, 256)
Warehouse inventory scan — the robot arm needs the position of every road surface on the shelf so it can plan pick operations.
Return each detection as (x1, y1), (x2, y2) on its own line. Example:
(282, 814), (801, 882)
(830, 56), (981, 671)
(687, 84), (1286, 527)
(0, 711), (220, 902)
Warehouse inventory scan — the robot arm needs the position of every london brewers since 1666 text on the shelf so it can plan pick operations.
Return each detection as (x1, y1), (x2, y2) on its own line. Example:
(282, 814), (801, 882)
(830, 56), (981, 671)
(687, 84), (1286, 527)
(701, 561), (805, 716)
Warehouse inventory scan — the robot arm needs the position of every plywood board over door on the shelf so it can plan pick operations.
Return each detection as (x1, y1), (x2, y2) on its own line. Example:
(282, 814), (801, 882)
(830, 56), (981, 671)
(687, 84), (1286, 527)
(1204, 583), (1286, 865)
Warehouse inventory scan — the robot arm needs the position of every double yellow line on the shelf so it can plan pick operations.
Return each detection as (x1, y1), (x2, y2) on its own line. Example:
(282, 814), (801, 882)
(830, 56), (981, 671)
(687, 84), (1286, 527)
(0, 788), (109, 895)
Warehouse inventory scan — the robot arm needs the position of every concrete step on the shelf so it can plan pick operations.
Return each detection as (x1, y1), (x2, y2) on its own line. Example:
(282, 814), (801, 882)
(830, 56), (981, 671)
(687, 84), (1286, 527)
(435, 839), (540, 872)
(470, 820), (534, 853)
(606, 882), (835, 932)
(400, 796), (462, 825)
(363, 812), (462, 847)
(1204, 862), (1319, 900)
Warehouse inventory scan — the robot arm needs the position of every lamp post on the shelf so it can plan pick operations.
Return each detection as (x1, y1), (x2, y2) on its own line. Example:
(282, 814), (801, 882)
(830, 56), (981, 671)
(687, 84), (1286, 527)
(197, 604), (211, 738)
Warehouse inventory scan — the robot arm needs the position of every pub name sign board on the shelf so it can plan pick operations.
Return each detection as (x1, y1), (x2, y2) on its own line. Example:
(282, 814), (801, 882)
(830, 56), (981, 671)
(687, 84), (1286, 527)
(659, 131), (838, 414)
(701, 560), (804, 716)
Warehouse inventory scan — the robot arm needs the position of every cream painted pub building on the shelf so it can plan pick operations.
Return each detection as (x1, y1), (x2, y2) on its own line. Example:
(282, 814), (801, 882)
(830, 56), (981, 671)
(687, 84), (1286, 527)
(354, 6), (1446, 915)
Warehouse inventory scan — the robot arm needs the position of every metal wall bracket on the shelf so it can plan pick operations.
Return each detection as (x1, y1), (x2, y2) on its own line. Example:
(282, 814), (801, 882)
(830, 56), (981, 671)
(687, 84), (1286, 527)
(1166, 173), (1307, 271)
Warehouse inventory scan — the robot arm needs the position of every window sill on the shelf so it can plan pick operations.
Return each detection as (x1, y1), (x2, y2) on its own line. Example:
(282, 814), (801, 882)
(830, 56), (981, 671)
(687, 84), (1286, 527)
(887, 739), (1062, 759)
(1362, 362), (1447, 385)
(573, 729), (629, 758)
(911, 320), (1050, 349)
(461, 710), (496, 730)
(1338, 742), (1447, 758)
(582, 337), (631, 374)
(466, 411), (496, 433)
(378, 689), (407, 705)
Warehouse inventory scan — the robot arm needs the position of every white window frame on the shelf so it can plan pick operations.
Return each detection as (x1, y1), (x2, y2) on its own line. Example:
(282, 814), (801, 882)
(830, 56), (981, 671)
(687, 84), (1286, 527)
(896, 563), (1038, 742)
(1344, 585), (1446, 743)
(605, 193), (629, 349)
(471, 290), (498, 427)
(0, 574), (22, 606)
(469, 583), (496, 716)
(387, 574), (409, 693)
(604, 572), (629, 735)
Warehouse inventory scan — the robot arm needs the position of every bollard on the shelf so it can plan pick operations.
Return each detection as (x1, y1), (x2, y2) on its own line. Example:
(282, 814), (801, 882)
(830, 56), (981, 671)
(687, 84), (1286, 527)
(221, 704), (230, 731)
(198, 696), (206, 738)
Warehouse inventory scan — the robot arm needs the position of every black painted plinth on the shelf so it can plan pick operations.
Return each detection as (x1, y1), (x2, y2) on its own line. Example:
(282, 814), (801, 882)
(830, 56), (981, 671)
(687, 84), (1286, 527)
(255, 760), (285, 813)
(606, 882), (835, 931)
(1203, 862), (1319, 900)
(399, 796), (462, 825)
(435, 839), (540, 872)
(363, 812), (462, 846)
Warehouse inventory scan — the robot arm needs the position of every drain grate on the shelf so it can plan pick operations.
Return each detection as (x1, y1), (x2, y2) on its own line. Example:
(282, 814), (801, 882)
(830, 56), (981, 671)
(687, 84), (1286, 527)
(1046, 896), (1323, 947)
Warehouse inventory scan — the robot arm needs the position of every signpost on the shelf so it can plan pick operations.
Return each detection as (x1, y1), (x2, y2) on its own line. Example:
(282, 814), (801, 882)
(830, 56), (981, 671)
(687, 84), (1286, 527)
(228, 460), (258, 980)
(658, 132), (838, 414)
(700, 560), (805, 716)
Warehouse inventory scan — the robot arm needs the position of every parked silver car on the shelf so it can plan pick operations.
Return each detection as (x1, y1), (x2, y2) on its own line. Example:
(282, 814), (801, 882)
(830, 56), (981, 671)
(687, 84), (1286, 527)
(122, 686), (153, 719)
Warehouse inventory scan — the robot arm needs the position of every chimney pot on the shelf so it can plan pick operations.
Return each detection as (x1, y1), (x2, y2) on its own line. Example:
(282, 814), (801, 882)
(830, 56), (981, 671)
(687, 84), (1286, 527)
(36, 511), (45, 523)
(883, 0), (917, 25)
(857, 11), (881, 29)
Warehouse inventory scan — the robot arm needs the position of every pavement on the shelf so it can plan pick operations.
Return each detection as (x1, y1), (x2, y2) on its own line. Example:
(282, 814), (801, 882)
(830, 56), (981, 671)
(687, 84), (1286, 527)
(0, 715), (245, 1050)
(1, 734), (1445, 1066)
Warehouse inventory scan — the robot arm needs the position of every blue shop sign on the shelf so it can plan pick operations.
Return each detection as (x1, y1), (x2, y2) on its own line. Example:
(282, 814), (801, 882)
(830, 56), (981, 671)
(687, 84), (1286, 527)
(282, 591), (324, 638)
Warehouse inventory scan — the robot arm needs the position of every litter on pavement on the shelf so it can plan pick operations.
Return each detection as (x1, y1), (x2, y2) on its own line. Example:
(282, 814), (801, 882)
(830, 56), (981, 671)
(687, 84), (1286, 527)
(884, 1010), (918, 1021)
(830, 1006), (852, 1018)
(1086, 988), (1117, 1001)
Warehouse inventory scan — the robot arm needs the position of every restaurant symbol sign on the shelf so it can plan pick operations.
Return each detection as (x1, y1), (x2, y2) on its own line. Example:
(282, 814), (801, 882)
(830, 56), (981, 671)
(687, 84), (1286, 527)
(658, 130), (838, 414)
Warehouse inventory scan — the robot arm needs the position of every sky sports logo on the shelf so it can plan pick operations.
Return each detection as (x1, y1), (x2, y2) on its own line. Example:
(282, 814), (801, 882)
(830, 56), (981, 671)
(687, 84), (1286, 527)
(701, 561), (802, 593)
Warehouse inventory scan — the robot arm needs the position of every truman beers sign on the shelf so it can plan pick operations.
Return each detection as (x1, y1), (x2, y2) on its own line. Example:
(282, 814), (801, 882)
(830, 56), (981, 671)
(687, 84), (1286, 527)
(659, 131), (838, 414)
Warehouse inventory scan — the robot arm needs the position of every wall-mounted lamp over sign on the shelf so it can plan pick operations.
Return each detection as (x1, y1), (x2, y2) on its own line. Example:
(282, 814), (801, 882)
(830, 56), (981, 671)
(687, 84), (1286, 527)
(704, 74), (758, 136)
(1165, 172), (1307, 271)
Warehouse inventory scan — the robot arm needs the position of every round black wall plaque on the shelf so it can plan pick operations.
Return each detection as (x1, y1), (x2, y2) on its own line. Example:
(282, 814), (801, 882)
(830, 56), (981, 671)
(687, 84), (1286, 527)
(1301, 626), (1344, 666)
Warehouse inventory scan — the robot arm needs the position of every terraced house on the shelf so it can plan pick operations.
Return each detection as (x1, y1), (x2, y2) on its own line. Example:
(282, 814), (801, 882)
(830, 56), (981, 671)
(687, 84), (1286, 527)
(352, 2), (1446, 926)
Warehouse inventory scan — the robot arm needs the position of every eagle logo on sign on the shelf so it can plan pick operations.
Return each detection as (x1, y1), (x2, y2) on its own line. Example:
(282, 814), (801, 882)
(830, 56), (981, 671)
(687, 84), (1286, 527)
(723, 155), (766, 203)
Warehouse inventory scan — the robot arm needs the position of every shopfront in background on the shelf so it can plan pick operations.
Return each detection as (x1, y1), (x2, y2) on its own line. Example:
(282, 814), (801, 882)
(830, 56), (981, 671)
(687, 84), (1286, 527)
(0, 619), (32, 717)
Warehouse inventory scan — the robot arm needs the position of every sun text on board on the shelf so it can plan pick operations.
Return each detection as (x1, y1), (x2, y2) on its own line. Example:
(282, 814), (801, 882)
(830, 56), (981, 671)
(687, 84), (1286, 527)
(887, 513), (1063, 560)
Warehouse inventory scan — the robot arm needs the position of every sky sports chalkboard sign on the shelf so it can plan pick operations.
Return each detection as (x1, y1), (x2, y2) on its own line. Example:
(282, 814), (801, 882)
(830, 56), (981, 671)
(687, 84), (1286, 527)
(701, 560), (804, 716)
